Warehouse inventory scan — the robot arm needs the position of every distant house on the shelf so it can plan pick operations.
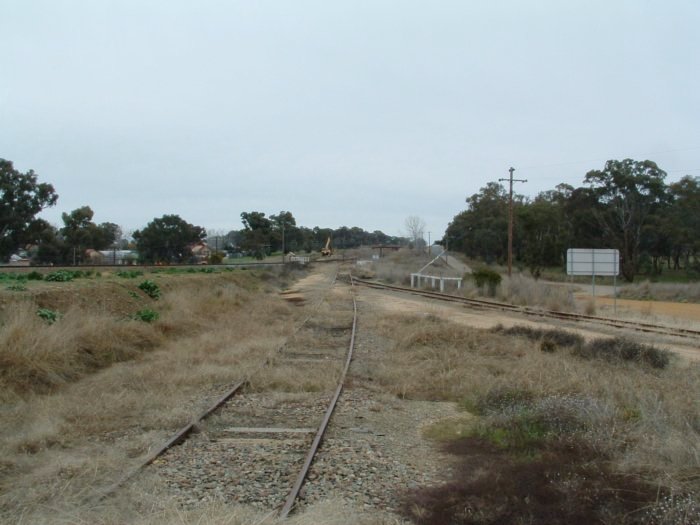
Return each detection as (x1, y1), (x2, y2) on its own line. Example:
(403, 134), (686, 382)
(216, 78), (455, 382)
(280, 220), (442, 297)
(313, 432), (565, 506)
(8, 254), (30, 267)
(97, 250), (138, 265)
(189, 242), (211, 263)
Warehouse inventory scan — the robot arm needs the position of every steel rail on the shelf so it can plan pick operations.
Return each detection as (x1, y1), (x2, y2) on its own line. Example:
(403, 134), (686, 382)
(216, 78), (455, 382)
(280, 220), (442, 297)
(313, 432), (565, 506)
(279, 275), (358, 519)
(98, 266), (340, 501)
(98, 379), (246, 499)
(352, 277), (700, 340)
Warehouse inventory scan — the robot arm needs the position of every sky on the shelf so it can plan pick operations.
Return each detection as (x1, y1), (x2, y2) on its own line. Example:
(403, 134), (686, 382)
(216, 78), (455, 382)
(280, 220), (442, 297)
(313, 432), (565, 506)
(2, 1), (699, 241)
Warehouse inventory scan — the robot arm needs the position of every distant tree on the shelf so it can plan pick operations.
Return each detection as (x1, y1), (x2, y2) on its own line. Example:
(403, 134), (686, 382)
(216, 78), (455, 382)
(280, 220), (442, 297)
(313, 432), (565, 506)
(240, 211), (272, 259)
(133, 215), (206, 263)
(518, 192), (566, 278)
(584, 159), (668, 281)
(404, 216), (426, 248)
(0, 159), (58, 260)
(667, 176), (700, 271)
(60, 206), (118, 264)
(445, 182), (513, 263)
(270, 211), (299, 253)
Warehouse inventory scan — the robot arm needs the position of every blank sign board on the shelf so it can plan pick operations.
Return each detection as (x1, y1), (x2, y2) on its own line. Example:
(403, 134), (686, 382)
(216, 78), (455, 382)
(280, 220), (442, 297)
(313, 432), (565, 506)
(566, 248), (620, 276)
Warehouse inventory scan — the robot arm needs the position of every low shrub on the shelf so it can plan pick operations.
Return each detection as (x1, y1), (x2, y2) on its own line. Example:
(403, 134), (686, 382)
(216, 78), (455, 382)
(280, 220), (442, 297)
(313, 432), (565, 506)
(36, 308), (60, 325)
(138, 280), (161, 299)
(45, 271), (74, 282)
(493, 325), (584, 349)
(116, 270), (143, 278)
(26, 271), (43, 281)
(132, 309), (159, 323)
(471, 267), (502, 296)
(574, 337), (671, 369)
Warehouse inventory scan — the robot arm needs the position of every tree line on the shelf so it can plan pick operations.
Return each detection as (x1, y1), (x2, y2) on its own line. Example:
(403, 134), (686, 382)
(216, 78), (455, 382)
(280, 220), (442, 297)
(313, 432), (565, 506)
(444, 159), (700, 281)
(0, 159), (404, 265)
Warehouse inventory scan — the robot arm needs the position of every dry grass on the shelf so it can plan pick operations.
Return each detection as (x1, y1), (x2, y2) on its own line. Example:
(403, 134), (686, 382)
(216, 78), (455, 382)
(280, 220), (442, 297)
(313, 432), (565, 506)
(368, 312), (699, 522)
(494, 273), (577, 311)
(0, 268), (312, 524)
(621, 280), (700, 303)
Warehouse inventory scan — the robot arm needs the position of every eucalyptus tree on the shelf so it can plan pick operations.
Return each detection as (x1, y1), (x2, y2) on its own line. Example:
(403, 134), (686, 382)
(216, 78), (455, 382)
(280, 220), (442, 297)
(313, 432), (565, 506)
(584, 159), (668, 281)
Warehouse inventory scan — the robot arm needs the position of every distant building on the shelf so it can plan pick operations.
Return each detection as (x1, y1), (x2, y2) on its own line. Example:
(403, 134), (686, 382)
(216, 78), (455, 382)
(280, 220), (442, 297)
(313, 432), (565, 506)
(97, 250), (138, 265)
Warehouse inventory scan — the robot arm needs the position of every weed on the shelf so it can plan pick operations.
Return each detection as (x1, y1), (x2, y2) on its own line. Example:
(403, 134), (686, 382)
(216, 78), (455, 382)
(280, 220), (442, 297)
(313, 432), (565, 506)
(132, 309), (159, 323)
(471, 267), (502, 296)
(6, 284), (27, 291)
(116, 270), (143, 278)
(45, 270), (74, 282)
(492, 325), (584, 348)
(574, 337), (671, 369)
(138, 280), (161, 299)
(36, 308), (60, 324)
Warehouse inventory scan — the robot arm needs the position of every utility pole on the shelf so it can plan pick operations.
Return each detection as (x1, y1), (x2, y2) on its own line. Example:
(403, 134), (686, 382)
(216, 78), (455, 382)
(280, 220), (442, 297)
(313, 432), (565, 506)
(427, 231), (431, 255)
(498, 167), (527, 277)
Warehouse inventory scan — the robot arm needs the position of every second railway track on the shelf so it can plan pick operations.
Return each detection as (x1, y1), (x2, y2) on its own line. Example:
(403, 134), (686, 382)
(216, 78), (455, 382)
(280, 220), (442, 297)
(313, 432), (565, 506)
(353, 277), (700, 341)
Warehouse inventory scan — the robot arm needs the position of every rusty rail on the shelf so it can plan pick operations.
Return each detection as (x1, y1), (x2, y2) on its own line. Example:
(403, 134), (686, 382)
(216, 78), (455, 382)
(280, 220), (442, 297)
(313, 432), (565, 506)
(352, 277), (700, 341)
(98, 267), (341, 501)
(279, 275), (358, 519)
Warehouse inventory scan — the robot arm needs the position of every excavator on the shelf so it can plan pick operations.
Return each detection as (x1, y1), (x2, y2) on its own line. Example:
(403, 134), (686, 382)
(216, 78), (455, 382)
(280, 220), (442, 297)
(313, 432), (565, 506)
(320, 236), (333, 257)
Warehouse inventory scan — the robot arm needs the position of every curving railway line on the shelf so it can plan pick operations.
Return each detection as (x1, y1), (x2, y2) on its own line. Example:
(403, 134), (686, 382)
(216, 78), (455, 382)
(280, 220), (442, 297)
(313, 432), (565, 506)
(99, 267), (357, 518)
(352, 277), (700, 341)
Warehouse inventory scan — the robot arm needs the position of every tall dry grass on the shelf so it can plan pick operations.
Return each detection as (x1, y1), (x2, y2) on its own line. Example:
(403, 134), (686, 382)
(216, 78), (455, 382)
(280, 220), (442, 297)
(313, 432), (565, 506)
(370, 312), (700, 498)
(0, 268), (320, 524)
(0, 303), (163, 400)
(621, 279), (700, 303)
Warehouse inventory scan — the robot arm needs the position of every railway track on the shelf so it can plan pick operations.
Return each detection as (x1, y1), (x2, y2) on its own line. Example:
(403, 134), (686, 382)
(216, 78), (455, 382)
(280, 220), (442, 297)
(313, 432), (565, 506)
(100, 268), (357, 518)
(352, 277), (700, 341)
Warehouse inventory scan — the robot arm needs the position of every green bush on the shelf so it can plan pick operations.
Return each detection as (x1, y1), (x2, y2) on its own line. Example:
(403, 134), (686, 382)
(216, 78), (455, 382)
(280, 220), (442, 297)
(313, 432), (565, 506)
(45, 271), (74, 282)
(138, 280), (161, 299)
(27, 271), (44, 281)
(36, 308), (60, 324)
(116, 270), (143, 278)
(471, 267), (502, 296)
(132, 309), (159, 322)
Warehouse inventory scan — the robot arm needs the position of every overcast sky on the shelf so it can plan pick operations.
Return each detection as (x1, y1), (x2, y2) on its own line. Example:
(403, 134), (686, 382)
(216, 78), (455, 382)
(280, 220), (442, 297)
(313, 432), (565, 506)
(2, 1), (699, 240)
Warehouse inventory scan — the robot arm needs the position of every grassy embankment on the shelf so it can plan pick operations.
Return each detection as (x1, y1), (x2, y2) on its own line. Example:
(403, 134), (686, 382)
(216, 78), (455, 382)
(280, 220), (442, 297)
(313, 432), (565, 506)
(0, 265), (317, 523)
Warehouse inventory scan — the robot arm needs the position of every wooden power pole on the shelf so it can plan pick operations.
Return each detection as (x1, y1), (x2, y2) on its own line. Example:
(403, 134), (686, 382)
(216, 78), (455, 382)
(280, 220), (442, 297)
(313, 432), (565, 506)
(498, 167), (527, 276)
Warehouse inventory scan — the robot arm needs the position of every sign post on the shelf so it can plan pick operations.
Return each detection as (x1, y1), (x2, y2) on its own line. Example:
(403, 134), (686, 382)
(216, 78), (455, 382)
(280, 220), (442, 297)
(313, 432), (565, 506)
(566, 248), (620, 314)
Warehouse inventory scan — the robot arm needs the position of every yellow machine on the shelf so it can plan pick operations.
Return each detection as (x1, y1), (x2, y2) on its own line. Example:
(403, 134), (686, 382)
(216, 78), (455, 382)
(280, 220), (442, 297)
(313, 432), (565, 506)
(320, 237), (332, 256)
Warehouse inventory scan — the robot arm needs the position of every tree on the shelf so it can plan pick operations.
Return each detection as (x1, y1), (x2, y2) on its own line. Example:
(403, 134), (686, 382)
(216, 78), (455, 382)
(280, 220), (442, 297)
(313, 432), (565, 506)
(0, 159), (58, 260)
(270, 211), (299, 253)
(240, 211), (272, 259)
(444, 182), (511, 263)
(404, 216), (426, 248)
(133, 215), (206, 263)
(584, 159), (668, 281)
(60, 206), (118, 264)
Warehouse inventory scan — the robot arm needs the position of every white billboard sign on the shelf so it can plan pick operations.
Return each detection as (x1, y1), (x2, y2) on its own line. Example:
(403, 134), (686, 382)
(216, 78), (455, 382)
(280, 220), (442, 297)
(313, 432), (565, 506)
(566, 248), (620, 276)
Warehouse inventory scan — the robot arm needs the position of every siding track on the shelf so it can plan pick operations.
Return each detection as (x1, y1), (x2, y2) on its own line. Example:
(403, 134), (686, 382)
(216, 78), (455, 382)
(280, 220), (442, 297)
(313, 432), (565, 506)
(352, 277), (700, 341)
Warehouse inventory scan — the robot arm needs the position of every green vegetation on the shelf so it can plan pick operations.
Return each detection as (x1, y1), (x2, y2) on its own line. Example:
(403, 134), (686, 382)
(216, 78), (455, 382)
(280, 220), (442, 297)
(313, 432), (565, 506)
(470, 267), (502, 296)
(445, 160), (700, 282)
(132, 309), (159, 322)
(115, 270), (143, 278)
(36, 308), (60, 324)
(137, 280), (161, 299)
